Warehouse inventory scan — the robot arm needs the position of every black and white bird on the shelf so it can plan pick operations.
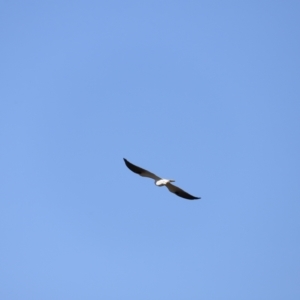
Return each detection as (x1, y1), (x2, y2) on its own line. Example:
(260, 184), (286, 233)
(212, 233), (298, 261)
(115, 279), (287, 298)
(123, 158), (200, 200)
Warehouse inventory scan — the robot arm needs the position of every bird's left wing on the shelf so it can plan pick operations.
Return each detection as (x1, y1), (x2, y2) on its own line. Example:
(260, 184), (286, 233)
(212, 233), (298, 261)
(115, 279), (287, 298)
(123, 158), (161, 181)
(166, 182), (200, 200)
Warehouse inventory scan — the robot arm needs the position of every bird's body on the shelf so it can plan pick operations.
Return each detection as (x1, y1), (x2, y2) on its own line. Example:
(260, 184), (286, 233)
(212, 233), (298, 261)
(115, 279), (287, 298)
(155, 179), (174, 186)
(123, 158), (200, 200)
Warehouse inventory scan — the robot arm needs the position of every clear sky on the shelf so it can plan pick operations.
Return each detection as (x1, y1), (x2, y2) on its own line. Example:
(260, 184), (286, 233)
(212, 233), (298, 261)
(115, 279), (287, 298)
(1, 1), (300, 299)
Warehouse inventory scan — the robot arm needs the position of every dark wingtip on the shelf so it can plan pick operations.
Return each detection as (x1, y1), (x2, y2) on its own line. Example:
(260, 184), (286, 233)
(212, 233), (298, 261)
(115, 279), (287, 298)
(123, 158), (143, 175)
(175, 191), (201, 200)
(190, 196), (201, 200)
(123, 158), (129, 167)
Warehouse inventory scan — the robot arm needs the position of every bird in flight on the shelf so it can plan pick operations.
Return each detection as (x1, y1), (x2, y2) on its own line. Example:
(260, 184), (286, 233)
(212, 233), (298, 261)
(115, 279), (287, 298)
(123, 158), (200, 200)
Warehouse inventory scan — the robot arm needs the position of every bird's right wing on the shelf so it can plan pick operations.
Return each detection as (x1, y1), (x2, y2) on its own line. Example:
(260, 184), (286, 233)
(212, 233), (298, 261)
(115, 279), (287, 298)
(166, 182), (200, 200)
(123, 158), (161, 181)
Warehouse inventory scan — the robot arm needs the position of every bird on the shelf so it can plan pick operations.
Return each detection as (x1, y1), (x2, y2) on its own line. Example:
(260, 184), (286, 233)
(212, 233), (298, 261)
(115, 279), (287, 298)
(123, 158), (200, 200)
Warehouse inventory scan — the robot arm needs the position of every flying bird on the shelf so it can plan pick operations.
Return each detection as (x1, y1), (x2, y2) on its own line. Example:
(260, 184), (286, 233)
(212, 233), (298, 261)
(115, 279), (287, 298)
(123, 158), (200, 200)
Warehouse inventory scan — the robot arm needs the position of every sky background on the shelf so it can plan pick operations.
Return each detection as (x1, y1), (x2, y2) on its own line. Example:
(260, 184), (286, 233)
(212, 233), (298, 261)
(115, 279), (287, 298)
(1, 1), (300, 299)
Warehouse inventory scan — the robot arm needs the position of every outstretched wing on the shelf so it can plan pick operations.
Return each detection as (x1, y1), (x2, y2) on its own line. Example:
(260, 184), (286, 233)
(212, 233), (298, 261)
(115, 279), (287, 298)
(123, 158), (161, 181)
(166, 182), (200, 200)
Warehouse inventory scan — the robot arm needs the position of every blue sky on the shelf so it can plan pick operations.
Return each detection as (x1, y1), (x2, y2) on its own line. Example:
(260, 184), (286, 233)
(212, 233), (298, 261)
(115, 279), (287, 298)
(1, 1), (299, 299)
